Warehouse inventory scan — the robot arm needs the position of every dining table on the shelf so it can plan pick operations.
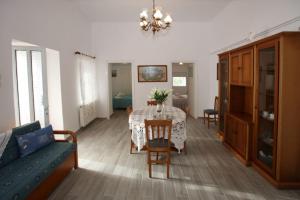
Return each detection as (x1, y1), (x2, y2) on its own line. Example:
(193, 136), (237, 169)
(128, 106), (187, 152)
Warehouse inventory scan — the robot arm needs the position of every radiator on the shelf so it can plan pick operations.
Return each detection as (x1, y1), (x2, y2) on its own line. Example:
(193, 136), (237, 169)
(79, 102), (96, 127)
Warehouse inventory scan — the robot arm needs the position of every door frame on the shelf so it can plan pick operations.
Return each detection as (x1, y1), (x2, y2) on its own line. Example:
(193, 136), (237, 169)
(170, 61), (199, 118)
(12, 46), (49, 126)
(106, 60), (135, 119)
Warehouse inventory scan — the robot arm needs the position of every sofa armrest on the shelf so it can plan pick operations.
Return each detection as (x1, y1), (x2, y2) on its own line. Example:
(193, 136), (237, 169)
(53, 130), (77, 144)
(53, 130), (78, 169)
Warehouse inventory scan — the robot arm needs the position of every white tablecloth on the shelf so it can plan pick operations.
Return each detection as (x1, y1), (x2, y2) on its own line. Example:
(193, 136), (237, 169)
(129, 106), (187, 152)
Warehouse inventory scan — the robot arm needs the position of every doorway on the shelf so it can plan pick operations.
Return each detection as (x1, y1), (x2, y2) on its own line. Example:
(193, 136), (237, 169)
(172, 63), (194, 117)
(12, 40), (49, 127)
(108, 63), (133, 116)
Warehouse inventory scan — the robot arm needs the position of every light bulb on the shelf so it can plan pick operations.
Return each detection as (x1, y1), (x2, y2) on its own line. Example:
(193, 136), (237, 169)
(143, 20), (148, 26)
(140, 10), (148, 19)
(154, 9), (163, 20)
(140, 21), (144, 27)
(164, 15), (172, 24)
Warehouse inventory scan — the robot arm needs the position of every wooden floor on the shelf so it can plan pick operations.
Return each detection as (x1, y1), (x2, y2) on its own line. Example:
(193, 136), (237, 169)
(49, 111), (300, 200)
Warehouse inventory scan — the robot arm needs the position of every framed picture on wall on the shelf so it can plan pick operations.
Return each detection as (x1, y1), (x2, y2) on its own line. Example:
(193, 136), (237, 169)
(138, 65), (168, 82)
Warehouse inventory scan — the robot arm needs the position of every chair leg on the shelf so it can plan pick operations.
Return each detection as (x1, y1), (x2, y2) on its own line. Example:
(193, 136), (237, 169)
(214, 114), (217, 125)
(207, 114), (210, 129)
(184, 141), (187, 154)
(167, 151), (170, 179)
(203, 112), (205, 124)
(130, 139), (133, 154)
(148, 151), (152, 178)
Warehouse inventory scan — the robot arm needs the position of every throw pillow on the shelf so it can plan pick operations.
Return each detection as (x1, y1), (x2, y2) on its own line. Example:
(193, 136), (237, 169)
(15, 125), (55, 157)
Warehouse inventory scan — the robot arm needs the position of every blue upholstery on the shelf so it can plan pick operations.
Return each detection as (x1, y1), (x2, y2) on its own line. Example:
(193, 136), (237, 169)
(16, 125), (55, 157)
(204, 109), (218, 115)
(0, 142), (75, 200)
(0, 121), (41, 169)
(113, 95), (132, 109)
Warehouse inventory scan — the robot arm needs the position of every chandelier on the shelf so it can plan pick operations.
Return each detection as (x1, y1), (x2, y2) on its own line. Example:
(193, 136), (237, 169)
(139, 0), (173, 34)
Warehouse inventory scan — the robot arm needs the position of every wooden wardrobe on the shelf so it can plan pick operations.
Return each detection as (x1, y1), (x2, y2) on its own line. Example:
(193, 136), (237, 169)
(217, 32), (300, 189)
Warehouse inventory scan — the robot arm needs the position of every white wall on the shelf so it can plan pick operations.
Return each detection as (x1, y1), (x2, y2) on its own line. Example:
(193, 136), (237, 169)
(111, 64), (132, 96)
(0, 0), (92, 132)
(208, 0), (300, 107)
(92, 22), (212, 118)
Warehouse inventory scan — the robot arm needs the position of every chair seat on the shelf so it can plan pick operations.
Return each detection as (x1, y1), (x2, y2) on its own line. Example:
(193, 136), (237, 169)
(148, 139), (169, 148)
(204, 109), (218, 115)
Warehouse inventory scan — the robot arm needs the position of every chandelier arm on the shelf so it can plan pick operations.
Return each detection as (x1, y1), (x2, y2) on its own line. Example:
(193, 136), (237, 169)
(153, 0), (155, 11)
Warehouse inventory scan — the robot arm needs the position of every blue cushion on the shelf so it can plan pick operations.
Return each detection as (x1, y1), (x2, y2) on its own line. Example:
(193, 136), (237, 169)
(15, 125), (55, 157)
(0, 122), (41, 169)
(0, 142), (75, 200)
(148, 139), (170, 148)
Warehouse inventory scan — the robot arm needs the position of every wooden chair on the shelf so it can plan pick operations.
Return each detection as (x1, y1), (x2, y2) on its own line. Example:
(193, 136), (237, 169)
(127, 106), (135, 154)
(203, 96), (219, 129)
(144, 119), (172, 178)
(147, 100), (157, 106)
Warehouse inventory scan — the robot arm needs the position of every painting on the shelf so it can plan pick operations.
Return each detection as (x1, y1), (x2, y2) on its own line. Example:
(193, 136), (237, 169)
(138, 65), (167, 82)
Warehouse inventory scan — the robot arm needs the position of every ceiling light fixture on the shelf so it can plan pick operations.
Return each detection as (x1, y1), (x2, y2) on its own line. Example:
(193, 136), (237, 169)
(139, 0), (172, 35)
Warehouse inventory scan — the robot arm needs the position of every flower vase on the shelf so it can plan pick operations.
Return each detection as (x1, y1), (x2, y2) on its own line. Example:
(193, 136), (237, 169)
(156, 103), (163, 113)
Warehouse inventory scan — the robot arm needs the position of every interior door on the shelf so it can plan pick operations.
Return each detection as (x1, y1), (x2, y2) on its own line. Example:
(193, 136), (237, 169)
(13, 47), (49, 127)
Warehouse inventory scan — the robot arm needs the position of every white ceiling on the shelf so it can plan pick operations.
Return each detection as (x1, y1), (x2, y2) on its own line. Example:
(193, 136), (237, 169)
(69, 0), (235, 22)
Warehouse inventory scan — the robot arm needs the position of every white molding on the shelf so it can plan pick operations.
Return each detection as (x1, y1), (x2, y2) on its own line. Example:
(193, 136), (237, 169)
(211, 16), (300, 54)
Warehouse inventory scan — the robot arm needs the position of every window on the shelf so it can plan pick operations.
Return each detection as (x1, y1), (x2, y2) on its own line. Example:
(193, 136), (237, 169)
(173, 77), (187, 87)
(13, 47), (48, 127)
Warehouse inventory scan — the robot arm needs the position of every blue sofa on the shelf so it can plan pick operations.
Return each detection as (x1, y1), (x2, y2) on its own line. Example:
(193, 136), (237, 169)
(0, 121), (78, 200)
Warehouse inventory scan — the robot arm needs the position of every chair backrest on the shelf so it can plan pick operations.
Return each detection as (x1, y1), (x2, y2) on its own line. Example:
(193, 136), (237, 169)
(147, 100), (157, 106)
(214, 96), (219, 111)
(144, 119), (172, 148)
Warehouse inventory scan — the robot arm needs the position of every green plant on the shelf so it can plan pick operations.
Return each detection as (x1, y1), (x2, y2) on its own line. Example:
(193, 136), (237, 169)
(149, 88), (172, 104)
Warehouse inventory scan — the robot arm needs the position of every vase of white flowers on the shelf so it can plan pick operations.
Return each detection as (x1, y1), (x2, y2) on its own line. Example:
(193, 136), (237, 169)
(149, 88), (172, 113)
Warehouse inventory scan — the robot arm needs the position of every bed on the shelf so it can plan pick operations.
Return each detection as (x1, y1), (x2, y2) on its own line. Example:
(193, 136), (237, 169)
(113, 94), (132, 109)
(173, 94), (188, 110)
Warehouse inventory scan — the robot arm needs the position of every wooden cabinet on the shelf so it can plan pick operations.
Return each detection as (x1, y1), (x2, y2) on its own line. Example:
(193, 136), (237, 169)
(219, 32), (300, 188)
(252, 35), (300, 188)
(230, 48), (253, 86)
(225, 114), (251, 164)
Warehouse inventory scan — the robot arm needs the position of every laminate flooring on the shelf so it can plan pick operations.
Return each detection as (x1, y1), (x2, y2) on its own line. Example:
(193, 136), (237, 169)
(49, 111), (300, 200)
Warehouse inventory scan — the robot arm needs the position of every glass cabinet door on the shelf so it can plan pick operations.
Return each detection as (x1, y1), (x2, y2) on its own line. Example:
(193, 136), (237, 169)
(255, 41), (278, 175)
(219, 56), (229, 133)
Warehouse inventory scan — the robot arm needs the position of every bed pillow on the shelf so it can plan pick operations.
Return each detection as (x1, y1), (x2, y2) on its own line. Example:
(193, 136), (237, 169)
(115, 92), (125, 97)
(15, 125), (55, 157)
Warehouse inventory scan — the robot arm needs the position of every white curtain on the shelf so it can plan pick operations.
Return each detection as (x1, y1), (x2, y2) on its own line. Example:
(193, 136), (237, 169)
(77, 55), (97, 105)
